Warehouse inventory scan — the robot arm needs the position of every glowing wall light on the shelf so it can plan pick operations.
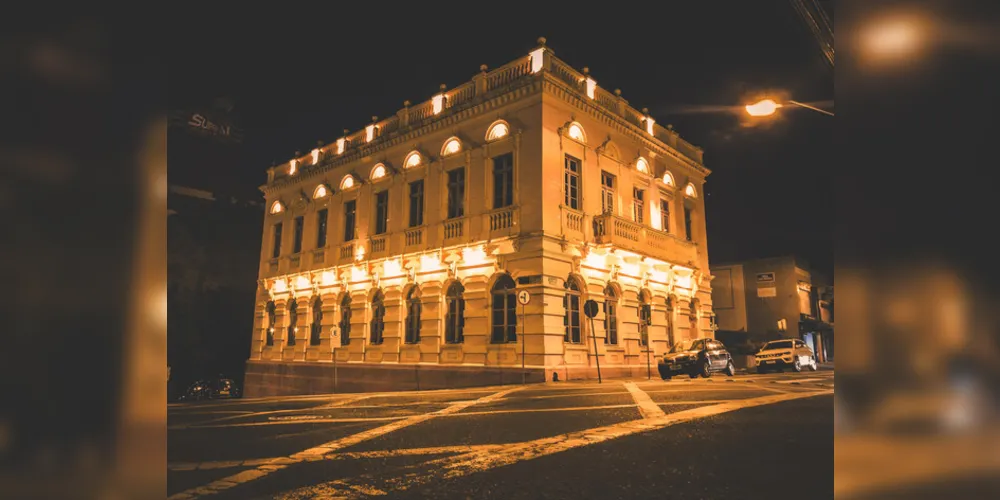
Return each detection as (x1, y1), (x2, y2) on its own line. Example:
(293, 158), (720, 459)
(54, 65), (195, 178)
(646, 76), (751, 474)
(585, 77), (596, 99)
(273, 279), (288, 293)
(674, 274), (693, 290)
(583, 251), (607, 270)
(568, 123), (585, 142)
(336, 138), (346, 154)
(662, 171), (675, 187)
(295, 276), (310, 290)
(461, 245), (488, 267)
(529, 48), (544, 73)
(340, 175), (355, 190)
(619, 261), (640, 278)
(684, 183), (697, 198)
(420, 253), (443, 274)
(289, 159), (298, 175)
(649, 269), (668, 284)
(486, 121), (509, 142)
(350, 265), (368, 283)
(321, 271), (336, 287)
(644, 116), (655, 135)
(383, 258), (403, 278)
(311, 148), (320, 164)
(365, 124), (376, 143)
(355, 245), (365, 261)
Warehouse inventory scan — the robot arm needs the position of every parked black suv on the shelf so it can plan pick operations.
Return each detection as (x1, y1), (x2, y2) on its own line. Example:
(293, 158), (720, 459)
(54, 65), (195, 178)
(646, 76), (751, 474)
(657, 338), (736, 379)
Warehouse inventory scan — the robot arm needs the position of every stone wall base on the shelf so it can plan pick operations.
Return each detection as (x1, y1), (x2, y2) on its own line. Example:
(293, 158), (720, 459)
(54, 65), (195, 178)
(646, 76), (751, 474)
(244, 360), (664, 397)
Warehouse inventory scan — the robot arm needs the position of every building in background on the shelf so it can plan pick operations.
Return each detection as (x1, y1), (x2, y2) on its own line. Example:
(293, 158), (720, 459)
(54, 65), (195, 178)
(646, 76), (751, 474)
(711, 255), (833, 362)
(246, 39), (715, 395)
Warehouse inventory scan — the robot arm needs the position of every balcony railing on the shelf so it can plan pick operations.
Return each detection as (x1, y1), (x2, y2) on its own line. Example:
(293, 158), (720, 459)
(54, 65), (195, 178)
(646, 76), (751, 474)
(312, 249), (325, 265)
(405, 228), (423, 247)
(565, 209), (583, 232)
(593, 214), (698, 266)
(444, 218), (464, 239)
(340, 243), (354, 260)
(489, 207), (516, 232)
(370, 236), (386, 253)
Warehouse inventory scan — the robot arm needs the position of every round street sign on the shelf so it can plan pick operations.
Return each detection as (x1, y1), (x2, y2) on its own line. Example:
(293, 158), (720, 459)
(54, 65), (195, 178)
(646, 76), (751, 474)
(583, 299), (599, 319)
(517, 290), (531, 305)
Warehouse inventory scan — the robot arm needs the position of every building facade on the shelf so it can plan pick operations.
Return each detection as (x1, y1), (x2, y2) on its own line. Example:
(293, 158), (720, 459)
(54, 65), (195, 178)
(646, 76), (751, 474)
(245, 39), (714, 396)
(711, 256), (833, 363)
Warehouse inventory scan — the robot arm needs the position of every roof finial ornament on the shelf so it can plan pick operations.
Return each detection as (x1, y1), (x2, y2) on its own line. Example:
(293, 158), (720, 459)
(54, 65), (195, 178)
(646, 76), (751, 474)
(403, 100), (411, 107)
(582, 67), (589, 75)
(439, 83), (447, 91)
(343, 129), (350, 136)
(537, 37), (546, 46)
(614, 88), (622, 96)
(294, 150), (301, 157)
(642, 107), (649, 114)
(371, 116), (378, 123)
(479, 64), (488, 72)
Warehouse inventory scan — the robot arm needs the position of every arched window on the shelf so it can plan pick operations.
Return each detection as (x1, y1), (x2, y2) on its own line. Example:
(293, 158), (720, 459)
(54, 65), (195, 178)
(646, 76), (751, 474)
(566, 122), (586, 143)
(486, 120), (510, 142)
(313, 184), (330, 199)
(340, 175), (357, 190)
(603, 286), (618, 345)
(445, 282), (465, 344)
(370, 290), (385, 345)
(265, 301), (276, 346)
(270, 201), (284, 214)
(563, 277), (583, 343)
(441, 137), (462, 157)
(490, 274), (517, 343)
(287, 299), (298, 346)
(684, 182), (698, 198)
(405, 287), (422, 344)
(370, 163), (387, 181)
(636, 157), (650, 175)
(339, 295), (352, 346)
(638, 290), (652, 346)
(666, 296), (676, 346)
(662, 171), (675, 188)
(310, 296), (323, 346)
(403, 151), (422, 169)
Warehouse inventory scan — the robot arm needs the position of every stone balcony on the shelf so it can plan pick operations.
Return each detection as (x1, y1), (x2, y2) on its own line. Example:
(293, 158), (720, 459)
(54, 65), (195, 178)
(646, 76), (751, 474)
(592, 214), (698, 267)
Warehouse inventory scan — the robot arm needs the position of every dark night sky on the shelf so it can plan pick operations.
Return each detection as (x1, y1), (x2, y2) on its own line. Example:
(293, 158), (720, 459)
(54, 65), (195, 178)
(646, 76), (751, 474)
(169, 2), (833, 279)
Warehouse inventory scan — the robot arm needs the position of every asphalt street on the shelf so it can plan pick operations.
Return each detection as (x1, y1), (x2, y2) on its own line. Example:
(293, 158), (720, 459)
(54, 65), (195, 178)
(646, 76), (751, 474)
(168, 370), (833, 499)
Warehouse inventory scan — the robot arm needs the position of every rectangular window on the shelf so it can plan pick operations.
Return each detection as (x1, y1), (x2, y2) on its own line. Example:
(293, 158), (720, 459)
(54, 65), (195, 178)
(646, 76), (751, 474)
(374, 191), (389, 235)
(659, 199), (670, 233)
(316, 209), (328, 247)
(343, 200), (356, 242)
(271, 223), (282, 258)
(564, 155), (581, 210)
(447, 168), (465, 219)
(684, 206), (693, 241)
(632, 188), (645, 224)
(292, 216), (304, 253)
(601, 171), (615, 214)
(492, 152), (514, 209)
(409, 180), (424, 227)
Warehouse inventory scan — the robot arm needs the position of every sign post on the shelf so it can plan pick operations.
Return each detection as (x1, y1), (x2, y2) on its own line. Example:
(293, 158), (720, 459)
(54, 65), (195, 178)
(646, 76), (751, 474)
(583, 299), (602, 383)
(517, 290), (531, 385)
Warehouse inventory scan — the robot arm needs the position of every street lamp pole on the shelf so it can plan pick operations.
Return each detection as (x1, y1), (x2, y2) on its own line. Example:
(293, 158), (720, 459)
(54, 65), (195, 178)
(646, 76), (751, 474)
(745, 98), (833, 117)
(787, 100), (834, 116)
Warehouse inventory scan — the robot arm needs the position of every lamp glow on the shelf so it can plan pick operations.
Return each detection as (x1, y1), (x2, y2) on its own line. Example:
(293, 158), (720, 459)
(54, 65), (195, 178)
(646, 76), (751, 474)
(745, 99), (781, 116)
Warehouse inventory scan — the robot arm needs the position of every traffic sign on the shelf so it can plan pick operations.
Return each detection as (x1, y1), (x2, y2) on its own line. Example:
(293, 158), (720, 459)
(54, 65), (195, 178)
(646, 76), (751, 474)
(583, 299), (599, 318)
(517, 290), (531, 305)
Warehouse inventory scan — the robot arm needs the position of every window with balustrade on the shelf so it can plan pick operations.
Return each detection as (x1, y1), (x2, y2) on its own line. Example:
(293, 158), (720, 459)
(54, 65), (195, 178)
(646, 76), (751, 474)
(374, 191), (389, 235)
(445, 282), (465, 344)
(339, 295), (352, 346)
(405, 287), (422, 344)
(490, 274), (517, 343)
(447, 168), (465, 219)
(564, 155), (580, 210)
(659, 199), (670, 233)
(563, 277), (583, 343)
(292, 216), (304, 254)
(603, 286), (618, 345)
(271, 223), (282, 258)
(632, 188), (645, 224)
(316, 209), (328, 247)
(343, 200), (356, 242)
(601, 171), (615, 215)
(684, 205), (693, 241)
(370, 290), (385, 345)
(409, 180), (424, 227)
(310, 296), (322, 346)
(492, 153), (514, 209)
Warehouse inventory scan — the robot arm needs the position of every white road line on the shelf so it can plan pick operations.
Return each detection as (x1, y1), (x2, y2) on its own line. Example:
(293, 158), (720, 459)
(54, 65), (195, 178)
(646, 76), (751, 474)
(174, 416), (411, 429)
(624, 382), (666, 419)
(449, 403), (639, 417)
(168, 444), (506, 471)
(167, 386), (523, 500)
(275, 389), (833, 499)
(168, 395), (373, 430)
(773, 378), (825, 384)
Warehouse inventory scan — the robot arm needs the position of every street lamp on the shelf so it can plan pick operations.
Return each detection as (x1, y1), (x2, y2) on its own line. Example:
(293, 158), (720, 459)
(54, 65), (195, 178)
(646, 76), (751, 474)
(745, 98), (834, 117)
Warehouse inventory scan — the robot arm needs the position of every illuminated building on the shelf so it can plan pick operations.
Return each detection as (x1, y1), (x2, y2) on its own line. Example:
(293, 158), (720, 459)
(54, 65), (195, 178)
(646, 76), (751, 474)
(246, 39), (714, 395)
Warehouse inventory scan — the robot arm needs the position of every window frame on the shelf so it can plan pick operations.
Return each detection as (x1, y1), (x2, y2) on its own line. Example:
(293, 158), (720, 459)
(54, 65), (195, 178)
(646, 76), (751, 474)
(408, 179), (425, 228)
(564, 154), (581, 210)
(492, 152), (514, 209)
